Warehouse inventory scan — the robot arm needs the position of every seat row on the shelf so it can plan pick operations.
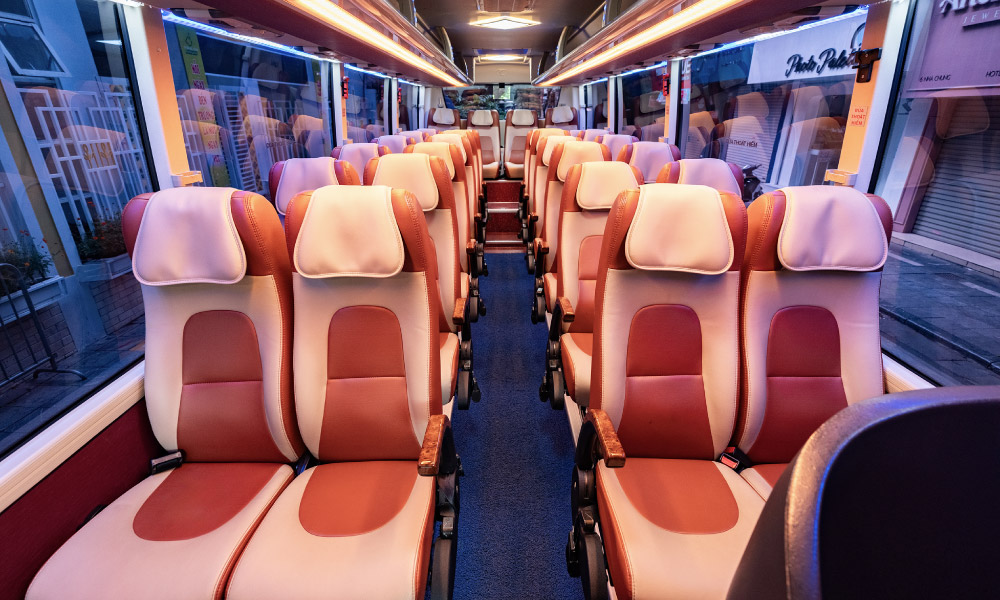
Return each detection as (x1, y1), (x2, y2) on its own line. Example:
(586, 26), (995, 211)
(29, 184), (472, 599)
(552, 180), (892, 599)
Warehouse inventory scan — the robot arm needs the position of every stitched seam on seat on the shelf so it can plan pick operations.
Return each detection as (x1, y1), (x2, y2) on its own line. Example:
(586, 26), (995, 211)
(740, 199), (774, 447)
(412, 480), (433, 600)
(602, 469), (635, 599)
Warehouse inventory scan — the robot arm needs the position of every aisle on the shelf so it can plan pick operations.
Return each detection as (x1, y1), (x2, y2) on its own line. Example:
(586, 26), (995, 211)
(450, 253), (580, 600)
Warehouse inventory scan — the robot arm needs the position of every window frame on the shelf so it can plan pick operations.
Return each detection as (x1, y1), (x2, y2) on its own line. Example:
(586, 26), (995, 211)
(0, 18), (69, 78)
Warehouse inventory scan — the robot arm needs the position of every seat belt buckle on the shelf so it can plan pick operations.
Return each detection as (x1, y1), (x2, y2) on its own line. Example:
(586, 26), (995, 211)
(150, 450), (184, 475)
(719, 446), (749, 472)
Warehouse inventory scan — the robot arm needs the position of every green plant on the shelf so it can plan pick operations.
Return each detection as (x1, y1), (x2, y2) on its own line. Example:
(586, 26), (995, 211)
(0, 231), (53, 290)
(76, 216), (127, 261)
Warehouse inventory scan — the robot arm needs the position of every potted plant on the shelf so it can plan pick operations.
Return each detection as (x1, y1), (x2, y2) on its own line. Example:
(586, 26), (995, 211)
(75, 216), (132, 282)
(0, 231), (64, 321)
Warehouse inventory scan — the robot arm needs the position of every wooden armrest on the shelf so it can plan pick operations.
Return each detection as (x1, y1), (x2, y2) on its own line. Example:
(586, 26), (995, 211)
(453, 297), (468, 326)
(466, 240), (477, 253)
(532, 238), (549, 256)
(557, 297), (575, 323)
(587, 409), (625, 468)
(418, 414), (450, 476)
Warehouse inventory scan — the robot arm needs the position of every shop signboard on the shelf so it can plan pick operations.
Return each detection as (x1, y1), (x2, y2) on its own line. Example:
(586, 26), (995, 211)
(747, 13), (867, 84)
(910, 0), (1000, 91)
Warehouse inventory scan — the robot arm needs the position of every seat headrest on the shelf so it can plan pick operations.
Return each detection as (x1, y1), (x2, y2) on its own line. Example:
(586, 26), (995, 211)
(133, 187), (247, 286)
(630, 141), (676, 179)
(678, 158), (742, 196)
(417, 128), (437, 136)
(577, 162), (639, 211)
(273, 157), (339, 216)
(430, 134), (468, 162)
(541, 135), (571, 165)
(293, 185), (404, 278)
(411, 142), (456, 179)
(372, 153), (439, 211)
(638, 91), (663, 114)
(470, 110), (494, 127)
(778, 186), (888, 271)
(431, 109), (456, 125)
(339, 143), (379, 163)
(509, 109), (535, 127)
(376, 135), (409, 153)
(625, 184), (734, 274)
(556, 141), (607, 181)
(551, 105), (575, 124)
(581, 129), (606, 142)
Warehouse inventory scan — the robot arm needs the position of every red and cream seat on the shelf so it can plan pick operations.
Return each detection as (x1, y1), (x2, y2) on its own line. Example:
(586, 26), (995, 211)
(376, 134), (411, 154)
(541, 162), (641, 440)
(617, 141), (681, 184)
(504, 109), (538, 178)
(468, 109), (501, 179)
(226, 185), (462, 599)
(596, 134), (638, 169)
(427, 107), (460, 132)
(441, 129), (486, 235)
(521, 129), (564, 235)
(656, 158), (743, 197)
(545, 105), (579, 130)
(398, 129), (430, 143)
(268, 157), (357, 216)
(332, 143), (387, 183)
(29, 187), (305, 600)
(567, 183), (763, 600)
(526, 133), (572, 258)
(579, 128), (608, 142)
(730, 186), (892, 500)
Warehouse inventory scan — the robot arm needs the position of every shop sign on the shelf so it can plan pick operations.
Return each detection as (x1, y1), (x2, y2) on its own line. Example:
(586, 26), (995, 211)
(747, 13), (867, 84)
(911, 0), (1000, 91)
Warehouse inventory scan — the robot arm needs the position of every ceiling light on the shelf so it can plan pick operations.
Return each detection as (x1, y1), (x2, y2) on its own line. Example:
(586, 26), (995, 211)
(543, 0), (748, 85)
(285, 0), (466, 86)
(471, 15), (539, 30)
(479, 54), (524, 62)
(96, 39), (124, 46)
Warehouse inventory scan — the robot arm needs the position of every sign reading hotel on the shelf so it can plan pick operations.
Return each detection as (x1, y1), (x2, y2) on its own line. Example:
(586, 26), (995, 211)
(911, 0), (1000, 91)
(747, 13), (867, 84)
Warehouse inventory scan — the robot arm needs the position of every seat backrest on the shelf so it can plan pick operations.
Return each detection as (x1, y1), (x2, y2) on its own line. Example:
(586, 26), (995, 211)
(123, 187), (305, 463)
(332, 143), (385, 183)
(268, 157), (356, 216)
(557, 161), (641, 333)
(285, 185), (442, 461)
(441, 129), (482, 192)
(467, 110), (500, 167)
(596, 134), (637, 169)
(429, 134), (477, 227)
(592, 184), (747, 460)
(530, 134), (571, 226)
(366, 153), (462, 331)
(657, 158), (743, 197)
(618, 141), (681, 183)
(580, 128), (608, 142)
(407, 141), (472, 270)
(505, 109), (538, 167)
(546, 105), (579, 130)
(427, 107), (460, 131)
(542, 140), (610, 270)
(526, 128), (565, 203)
(376, 134), (409, 154)
(398, 129), (429, 142)
(736, 186), (892, 465)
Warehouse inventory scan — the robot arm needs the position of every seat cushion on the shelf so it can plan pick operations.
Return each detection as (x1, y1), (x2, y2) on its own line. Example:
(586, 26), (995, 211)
(739, 463), (788, 500)
(28, 463), (293, 600)
(506, 162), (524, 179)
(440, 332), (459, 403)
(562, 332), (592, 406)
(226, 462), (435, 600)
(597, 459), (765, 600)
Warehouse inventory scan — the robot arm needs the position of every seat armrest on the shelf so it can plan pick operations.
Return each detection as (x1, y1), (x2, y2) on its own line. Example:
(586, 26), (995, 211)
(575, 409), (625, 469)
(557, 297), (575, 323)
(532, 238), (549, 278)
(453, 296), (468, 326)
(418, 414), (451, 476)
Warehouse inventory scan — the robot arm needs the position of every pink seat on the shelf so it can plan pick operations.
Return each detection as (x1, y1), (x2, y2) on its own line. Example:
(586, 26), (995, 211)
(656, 158), (743, 197)
(504, 109), (538, 178)
(469, 110), (501, 179)
(618, 141), (681, 183)
(375, 134), (410, 154)
(268, 157), (357, 215)
(332, 143), (386, 183)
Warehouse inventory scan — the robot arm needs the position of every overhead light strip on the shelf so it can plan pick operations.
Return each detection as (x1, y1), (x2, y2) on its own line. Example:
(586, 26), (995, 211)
(543, 0), (750, 85)
(285, 0), (465, 86)
(344, 63), (388, 79)
(618, 60), (671, 78)
(161, 10), (334, 63)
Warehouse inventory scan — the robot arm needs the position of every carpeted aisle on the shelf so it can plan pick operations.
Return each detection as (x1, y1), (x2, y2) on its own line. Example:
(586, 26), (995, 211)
(449, 252), (581, 600)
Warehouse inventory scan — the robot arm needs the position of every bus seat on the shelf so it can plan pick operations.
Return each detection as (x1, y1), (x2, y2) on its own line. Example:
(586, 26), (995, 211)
(332, 143), (386, 183)
(428, 107), (460, 132)
(268, 157), (357, 216)
(541, 162), (641, 432)
(579, 128), (608, 142)
(618, 141), (681, 183)
(226, 185), (461, 600)
(468, 109), (501, 179)
(504, 108), (538, 178)
(596, 134), (638, 169)
(29, 187), (304, 600)
(376, 134), (410, 154)
(398, 129), (430, 142)
(657, 158), (743, 197)
(441, 129), (485, 213)
(733, 186), (893, 500)
(729, 385), (1000, 599)
(528, 134), (572, 253)
(545, 105), (579, 130)
(568, 183), (761, 600)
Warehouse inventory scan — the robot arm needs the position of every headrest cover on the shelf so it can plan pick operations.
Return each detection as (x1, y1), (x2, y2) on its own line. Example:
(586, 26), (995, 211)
(556, 141), (606, 181)
(630, 141), (675, 180)
(372, 154), (439, 211)
(294, 185), (404, 278)
(340, 143), (378, 163)
(581, 129), (606, 142)
(398, 130), (424, 142)
(678, 158), (741, 196)
(551, 105), (574, 124)
(778, 186), (888, 271)
(638, 91), (663, 113)
(432, 109), (456, 125)
(625, 184), (734, 274)
(412, 142), (456, 179)
(577, 162), (639, 211)
(273, 157), (338, 216)
(470, 110), (494, 127)
(430, 134), (468, 162)
(133, 187), (246, 286)
(377, 135), (409, 153)
(541, 135), (571, 165)
(509, 109), (535, 126)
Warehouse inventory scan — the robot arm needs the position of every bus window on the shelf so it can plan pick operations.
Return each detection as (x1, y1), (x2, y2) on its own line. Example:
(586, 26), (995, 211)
(582, 79), (608, 129)
(443, 84), (560, 122)
(621, 66), (668, 141)
(874, 0), (1000, 386)
(344, 66), (387, 143)
(398, 80), (420, 132)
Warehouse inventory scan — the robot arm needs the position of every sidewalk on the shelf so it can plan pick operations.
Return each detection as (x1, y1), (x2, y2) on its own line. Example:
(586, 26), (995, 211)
(880, 243), (1000, 386)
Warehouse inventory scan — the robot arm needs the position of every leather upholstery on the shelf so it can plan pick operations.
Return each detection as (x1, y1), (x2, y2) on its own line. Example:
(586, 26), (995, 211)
(656, 158), (743, 197)
(468, 110), (500, 178)
(332, 143), (383, 183)
(619, 141), (681, 183)
(408, 142), (474, 271)
(428, 107), (459, 130)
(541, 141), (610, 272)
(505, 109), (538, 177)
(531, 135), (572, 240)
(599, 134), (637, 167)
(580, 128), (608, 142)
(526, 129), (566, 209)
(270, 157), (356, 215)
(376, 134), (409, 154)
(431, 134), (478, 223)
(545, 105), (579, 130)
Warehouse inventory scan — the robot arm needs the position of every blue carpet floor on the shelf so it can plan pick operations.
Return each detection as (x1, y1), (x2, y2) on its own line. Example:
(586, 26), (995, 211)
(450, 253), (581, 600)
